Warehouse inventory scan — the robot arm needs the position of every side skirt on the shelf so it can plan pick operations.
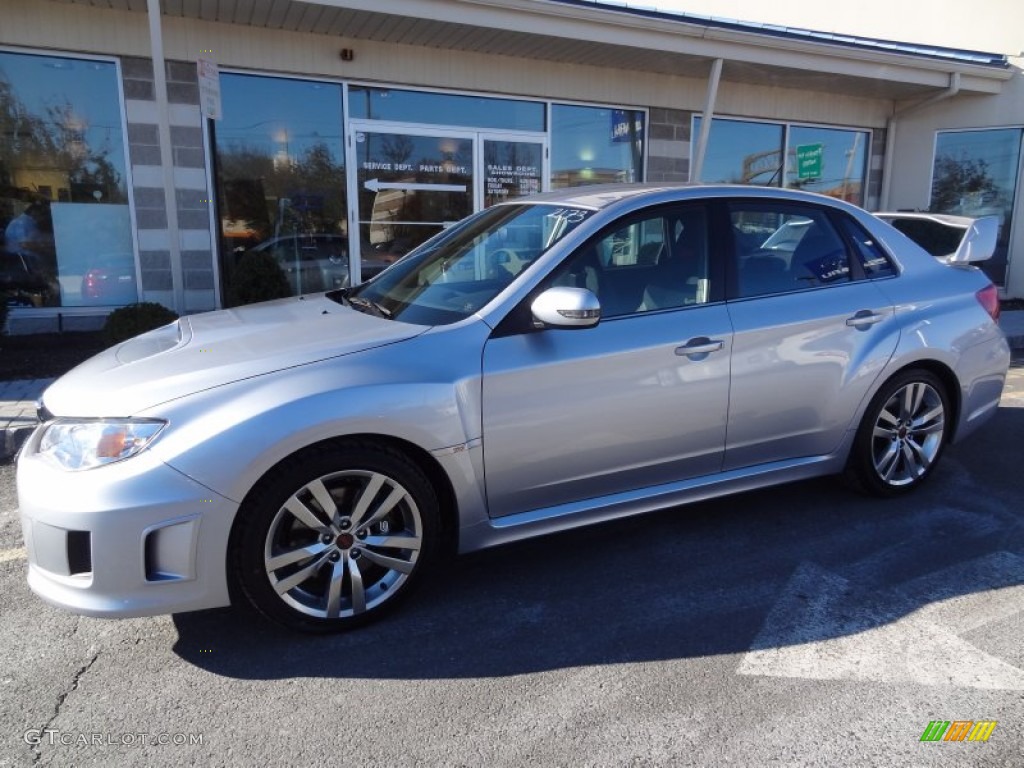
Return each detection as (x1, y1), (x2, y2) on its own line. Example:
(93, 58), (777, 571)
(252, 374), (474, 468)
(458, 451), (848, 553)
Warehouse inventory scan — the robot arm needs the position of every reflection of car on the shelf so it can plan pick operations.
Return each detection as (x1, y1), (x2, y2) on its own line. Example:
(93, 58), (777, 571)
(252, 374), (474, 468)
(1, 249), (59, 307)
(247, 234), (395, 294)
(759, 217), (812, 254)
(81, 254), (138, 305)
(18, 184), (1009, 635)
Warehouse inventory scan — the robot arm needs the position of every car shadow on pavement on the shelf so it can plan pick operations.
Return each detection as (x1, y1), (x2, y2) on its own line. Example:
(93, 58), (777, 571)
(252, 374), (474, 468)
(172, 405), (1024, 681)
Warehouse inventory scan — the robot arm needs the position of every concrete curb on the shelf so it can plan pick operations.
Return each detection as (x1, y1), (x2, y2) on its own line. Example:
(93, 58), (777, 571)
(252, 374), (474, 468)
(0, 377), (54, 465)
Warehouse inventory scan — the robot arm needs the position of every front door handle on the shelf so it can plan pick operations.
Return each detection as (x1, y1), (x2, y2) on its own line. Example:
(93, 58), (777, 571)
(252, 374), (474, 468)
(846, 310), (886, 328)
(675, 337), (724, 357)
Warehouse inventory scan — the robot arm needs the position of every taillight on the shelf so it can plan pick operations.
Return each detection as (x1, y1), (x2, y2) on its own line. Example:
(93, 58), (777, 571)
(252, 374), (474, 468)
(975, 283), (1000, 322)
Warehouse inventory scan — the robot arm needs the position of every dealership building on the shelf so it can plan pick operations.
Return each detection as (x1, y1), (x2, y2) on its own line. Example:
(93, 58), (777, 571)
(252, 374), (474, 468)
(2, 0), (1023, 333)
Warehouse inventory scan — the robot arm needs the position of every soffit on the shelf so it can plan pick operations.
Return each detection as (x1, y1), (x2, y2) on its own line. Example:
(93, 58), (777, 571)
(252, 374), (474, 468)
(50, 0), (1009, 101)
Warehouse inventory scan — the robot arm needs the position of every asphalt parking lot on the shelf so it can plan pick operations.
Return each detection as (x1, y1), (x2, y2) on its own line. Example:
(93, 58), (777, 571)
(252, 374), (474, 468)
(1, 361), (1023, 766)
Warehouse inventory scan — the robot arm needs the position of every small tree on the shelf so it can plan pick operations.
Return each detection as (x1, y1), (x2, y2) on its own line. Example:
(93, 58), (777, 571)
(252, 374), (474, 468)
(103, 302), (179, 345)
(227, 250), (290, 307)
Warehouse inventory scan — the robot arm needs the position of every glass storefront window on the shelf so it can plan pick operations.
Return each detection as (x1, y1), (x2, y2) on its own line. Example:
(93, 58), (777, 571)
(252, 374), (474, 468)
(695, 117), (784, 186)
(787, 125), (868, 206)
(693, 118), (870, 206)
(213, 74), (348, 300)
(1, 51), (133, 309)
(931, 128), (1023, 286)
(350, 87), (544, 132)
(551, 105), (644, 188)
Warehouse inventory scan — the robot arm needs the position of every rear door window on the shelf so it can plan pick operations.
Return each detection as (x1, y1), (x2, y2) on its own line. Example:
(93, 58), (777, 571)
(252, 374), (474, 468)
(836, 215), (897, 278)
(728, 202), (852, 298)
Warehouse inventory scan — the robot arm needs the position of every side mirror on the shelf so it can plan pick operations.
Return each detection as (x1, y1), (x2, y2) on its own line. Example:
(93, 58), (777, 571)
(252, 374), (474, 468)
(531, 286), (601, 329)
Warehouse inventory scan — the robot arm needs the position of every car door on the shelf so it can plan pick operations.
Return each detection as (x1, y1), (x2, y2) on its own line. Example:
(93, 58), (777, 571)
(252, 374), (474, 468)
(481, 204), (733, 519)
(722, 200), (899, 470)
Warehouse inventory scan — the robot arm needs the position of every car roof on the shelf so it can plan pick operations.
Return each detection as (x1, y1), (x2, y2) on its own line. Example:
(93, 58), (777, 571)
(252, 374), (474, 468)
(503, 182), (865, 212)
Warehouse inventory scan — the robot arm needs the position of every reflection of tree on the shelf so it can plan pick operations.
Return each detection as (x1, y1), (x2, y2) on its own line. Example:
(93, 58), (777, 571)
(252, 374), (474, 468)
(0, 75), (125, 205)
(216, 139), (346, 243)
(930, 155), (999, 213)
(381, 135), (414, 167)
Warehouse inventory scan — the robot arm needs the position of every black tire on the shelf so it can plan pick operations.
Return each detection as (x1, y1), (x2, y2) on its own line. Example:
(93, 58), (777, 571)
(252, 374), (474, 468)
(231, 441), (440, 633)
(846, 369), (951, 497)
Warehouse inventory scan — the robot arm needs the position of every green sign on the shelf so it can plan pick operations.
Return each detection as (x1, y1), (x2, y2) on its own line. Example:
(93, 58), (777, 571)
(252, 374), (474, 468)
(796, 143), (823, 180)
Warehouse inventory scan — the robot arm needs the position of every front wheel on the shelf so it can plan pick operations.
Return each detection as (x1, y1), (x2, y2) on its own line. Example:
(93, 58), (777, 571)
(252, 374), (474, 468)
(846, 369), (951, 496)
(231, 442), (439, 632)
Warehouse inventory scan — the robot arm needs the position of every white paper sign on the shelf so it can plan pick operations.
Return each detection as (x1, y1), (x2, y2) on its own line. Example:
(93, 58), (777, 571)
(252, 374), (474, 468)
(197, 57), (222, 120)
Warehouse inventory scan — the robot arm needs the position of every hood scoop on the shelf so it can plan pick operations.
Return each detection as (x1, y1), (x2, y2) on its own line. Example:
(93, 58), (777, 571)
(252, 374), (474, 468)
(115, 321), (187, 364)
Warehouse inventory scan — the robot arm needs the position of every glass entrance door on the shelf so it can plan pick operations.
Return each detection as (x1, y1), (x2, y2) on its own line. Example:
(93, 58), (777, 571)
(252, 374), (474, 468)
(481, 136), (546, 207)
(350, 125), (474, 280)
(348, 123), (547, 282)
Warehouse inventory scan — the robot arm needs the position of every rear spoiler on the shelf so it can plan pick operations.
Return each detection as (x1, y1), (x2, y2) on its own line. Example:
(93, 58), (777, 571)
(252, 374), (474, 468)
(873, 212), (999, 264)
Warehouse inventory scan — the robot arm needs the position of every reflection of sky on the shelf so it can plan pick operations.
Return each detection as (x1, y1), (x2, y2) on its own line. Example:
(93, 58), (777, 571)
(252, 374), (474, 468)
(696, 117), (783, 185)
(551, 105), (643, 177)
(350, 87), (544, 131)
(0, 52), (126, 177)
(218, 74), (344, 162)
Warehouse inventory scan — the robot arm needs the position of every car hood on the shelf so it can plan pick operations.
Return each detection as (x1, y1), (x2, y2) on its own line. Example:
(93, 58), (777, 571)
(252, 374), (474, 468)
(42, 295), (426, 417)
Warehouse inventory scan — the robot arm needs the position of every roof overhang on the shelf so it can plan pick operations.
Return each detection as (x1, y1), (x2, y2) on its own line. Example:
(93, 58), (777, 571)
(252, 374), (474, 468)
(59, 0), (1013, 101)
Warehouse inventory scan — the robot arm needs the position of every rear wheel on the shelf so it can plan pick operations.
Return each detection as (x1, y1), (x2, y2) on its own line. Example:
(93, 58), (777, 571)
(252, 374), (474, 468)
(232, 442), (439, 632)
(847, 369), (951, 496)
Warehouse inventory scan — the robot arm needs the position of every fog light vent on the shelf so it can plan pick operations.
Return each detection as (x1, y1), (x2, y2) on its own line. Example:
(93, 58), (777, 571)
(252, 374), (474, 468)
(143, 518), (197, 582)
(66, 530), (92, 576)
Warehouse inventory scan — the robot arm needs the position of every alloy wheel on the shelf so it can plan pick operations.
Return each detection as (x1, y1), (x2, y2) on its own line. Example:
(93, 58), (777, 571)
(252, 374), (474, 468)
(869, 380), (946, 487)
(263, 470), (423, 619)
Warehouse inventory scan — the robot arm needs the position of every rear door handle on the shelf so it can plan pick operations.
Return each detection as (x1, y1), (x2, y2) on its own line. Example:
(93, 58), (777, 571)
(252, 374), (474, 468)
(675, 337), (724, 357)
(846, 310), (886, 328)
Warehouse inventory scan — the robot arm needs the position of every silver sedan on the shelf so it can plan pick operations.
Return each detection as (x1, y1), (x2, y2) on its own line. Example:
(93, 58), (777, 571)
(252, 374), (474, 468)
(16, 184), (1010, 632)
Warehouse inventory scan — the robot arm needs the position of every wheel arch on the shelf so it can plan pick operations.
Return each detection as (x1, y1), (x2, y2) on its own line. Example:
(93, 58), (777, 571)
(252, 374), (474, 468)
(877, 358), (962, 441)
(228, 433), (461, 563)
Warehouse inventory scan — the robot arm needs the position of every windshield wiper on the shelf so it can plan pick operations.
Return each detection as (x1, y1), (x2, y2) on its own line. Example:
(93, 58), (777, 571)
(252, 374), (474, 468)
(347, 295), (392, 318)
(329, 287), (392, 318)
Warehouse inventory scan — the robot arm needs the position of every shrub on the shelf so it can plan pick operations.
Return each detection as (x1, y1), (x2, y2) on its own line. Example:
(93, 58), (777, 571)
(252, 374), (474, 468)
(103, 302), (179, 345)
(227, 250), (290, 307)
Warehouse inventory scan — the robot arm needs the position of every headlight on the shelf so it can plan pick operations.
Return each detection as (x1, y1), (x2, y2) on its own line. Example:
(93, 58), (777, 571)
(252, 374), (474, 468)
(37, 419), (166, 471)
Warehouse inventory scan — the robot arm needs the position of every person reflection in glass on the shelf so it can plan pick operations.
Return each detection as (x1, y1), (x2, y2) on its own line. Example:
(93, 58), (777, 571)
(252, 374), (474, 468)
(4, 201), (51, 258)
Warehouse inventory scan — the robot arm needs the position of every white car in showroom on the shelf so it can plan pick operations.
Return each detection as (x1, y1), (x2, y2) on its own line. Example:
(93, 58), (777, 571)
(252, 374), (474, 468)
(17, 184), (1010, 632)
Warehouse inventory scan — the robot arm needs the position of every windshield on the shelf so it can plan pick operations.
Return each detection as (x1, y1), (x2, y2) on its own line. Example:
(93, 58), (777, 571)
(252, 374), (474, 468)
(339, 204), (594, 324)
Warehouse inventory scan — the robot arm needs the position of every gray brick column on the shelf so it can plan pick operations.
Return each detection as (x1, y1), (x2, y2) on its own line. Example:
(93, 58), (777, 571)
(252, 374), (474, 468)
(121, 56), (216, 314)
(646, 108), (691, 182)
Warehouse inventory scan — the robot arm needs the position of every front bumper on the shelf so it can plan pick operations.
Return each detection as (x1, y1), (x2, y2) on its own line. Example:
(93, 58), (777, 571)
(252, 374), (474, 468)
(17, 438), (238, 618)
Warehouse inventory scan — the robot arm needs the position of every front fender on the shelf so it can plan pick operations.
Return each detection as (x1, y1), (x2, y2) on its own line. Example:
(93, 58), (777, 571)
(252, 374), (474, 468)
(142, 331), (485, 504)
